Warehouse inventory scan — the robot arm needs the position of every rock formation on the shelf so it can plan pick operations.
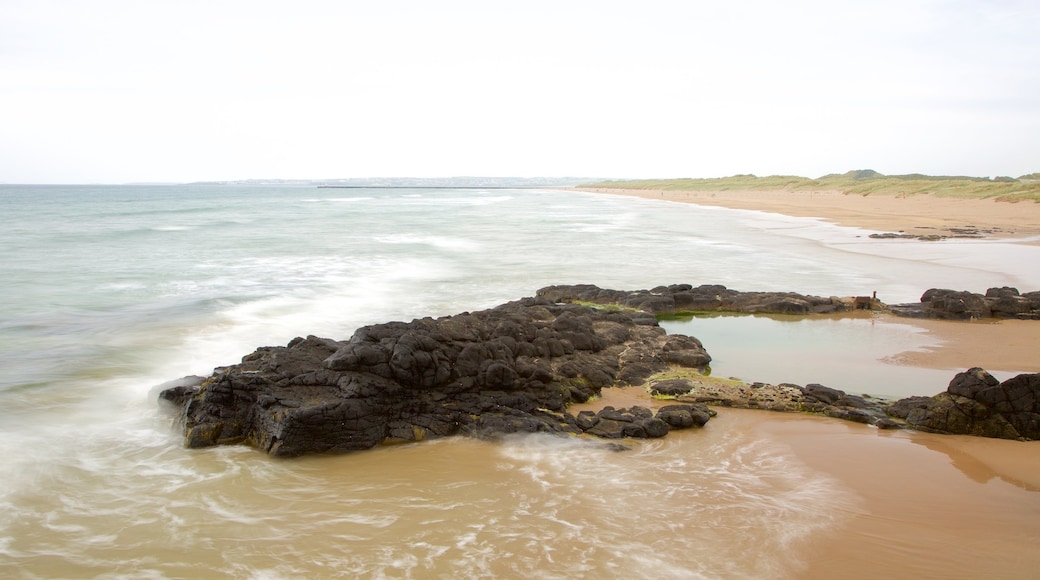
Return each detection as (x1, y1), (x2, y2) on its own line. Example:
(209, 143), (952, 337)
(159, 284), (1040, 457)
(641, 374), (902, 429)
(887, 287), (1040, 320)
(887, 368), (1040, 439)
(538, 283), (1040, 320)
(537, 283), (875, 315)
(159, 297), (715, 457)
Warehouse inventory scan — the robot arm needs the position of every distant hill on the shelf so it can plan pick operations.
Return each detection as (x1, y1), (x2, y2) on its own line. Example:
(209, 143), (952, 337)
(582, 170), (1040, 202)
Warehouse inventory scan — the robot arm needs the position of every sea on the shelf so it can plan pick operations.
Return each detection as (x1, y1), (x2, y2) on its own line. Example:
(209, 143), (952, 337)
(1, 184), (1039, 578)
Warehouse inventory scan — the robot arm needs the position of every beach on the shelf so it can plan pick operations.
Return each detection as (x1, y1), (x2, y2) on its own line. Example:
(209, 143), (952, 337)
(3, 184), (1039, 577)
(579, 185), (1040, 371)
(578, 186), (1040, 241)
(572, 388), (1040, 577)
(570, 185), (1040, 576)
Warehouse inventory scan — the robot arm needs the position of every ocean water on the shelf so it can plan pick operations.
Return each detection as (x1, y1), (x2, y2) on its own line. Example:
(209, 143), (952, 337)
(1, 184), (1039, 578)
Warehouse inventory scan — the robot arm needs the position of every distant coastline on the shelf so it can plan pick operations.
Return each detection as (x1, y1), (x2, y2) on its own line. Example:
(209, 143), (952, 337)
(579, 169), (1040, 202)
(316, 185), (523, 190)
(575, 170), (1040, 242)
(189, 176), (595, 188)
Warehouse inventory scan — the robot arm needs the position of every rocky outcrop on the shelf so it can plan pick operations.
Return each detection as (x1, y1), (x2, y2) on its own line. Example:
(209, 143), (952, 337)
(537, 283), (876, 315)
(886, 368), (1040, 439)
(888, 287), (1040, 320)
(159, 297), (714, 457)
(868, 227), (987, 241)
(575, 404), (716, 439)
(538, 282), (1040, 320)
(159, 283), (1040, 456)
(642, 374), (902, 429)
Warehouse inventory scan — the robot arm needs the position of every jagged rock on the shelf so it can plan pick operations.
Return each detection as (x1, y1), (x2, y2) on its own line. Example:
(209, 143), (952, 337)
(887, 368), (1040, 439)
(539, 282), (1040, 321)
(160, 297), (713, 456)
(584, 406), (671, 439)
(642, 373), (900, 427)
(888, 287), (1040, 320)
(537, 283), (869, 315)
(656, 404), (715, 429)
(159, 283), (1040, 456)
(649, 378), (697, 397)
(155, 375), (205, 408)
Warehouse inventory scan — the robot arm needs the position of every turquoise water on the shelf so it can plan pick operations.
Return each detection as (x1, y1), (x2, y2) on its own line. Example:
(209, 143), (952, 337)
(2, 184), (1039, 577)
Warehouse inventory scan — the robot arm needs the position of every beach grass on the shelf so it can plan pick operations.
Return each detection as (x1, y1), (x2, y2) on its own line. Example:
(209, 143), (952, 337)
(583, 170), (1040, 202)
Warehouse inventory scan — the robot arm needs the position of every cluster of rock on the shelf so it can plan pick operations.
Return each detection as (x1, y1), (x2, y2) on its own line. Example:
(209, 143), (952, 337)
(158, 284), (1040, 457)
(159, 297), (714, 457)
(868, 227), (986, 241)
(888, 287), (1040, 320)
(888, 368), (1040, 439)
(538, 282), (1040, 321)
(574, 404), (716, 440)
(537, 283), (875, 315)
(646, 368), (1040, 439)
(648, 376), (901, 429)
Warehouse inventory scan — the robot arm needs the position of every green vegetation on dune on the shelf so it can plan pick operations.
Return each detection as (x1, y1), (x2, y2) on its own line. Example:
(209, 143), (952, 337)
(583, 170), (1040, 202)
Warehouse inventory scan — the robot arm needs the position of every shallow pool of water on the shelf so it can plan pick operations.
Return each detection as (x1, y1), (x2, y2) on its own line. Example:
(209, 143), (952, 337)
(659, 312), (1020, 399)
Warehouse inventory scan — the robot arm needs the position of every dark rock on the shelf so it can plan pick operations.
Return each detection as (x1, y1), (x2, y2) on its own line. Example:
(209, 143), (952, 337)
(156, 375), (206, 408)
(575, 410), (599, 430)
(920, 289), (992, 319)
(868, 232), (960, 241)
(537, 284), (861, 316)
(585, 406), (672, 439)
(892, 368), (1040, 439)
(162, 283), (1040, 456)
(889, 287), (1040, 320)
(160, 298), (713, 456)
(655, 404), (714, 429)
(884, 396), (933, 420)
(539, 282), (1040, 321)
(985, 286), (1020, 298)
(650, 378), (696, 397)
(802, 383), (844, 405)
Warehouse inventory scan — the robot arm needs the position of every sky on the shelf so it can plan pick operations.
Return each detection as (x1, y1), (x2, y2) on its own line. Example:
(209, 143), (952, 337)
(1, 0), (1038, 183)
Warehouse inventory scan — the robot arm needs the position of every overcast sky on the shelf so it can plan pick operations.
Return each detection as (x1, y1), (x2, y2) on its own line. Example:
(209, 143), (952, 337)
(2, 0), (1038, 183)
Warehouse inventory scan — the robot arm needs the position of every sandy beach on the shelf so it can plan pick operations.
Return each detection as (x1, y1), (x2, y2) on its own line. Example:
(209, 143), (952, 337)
(571, 185), (1040, 575)
(578, 187), (1040, 241)
(883, 316), (1040, 373)
(572, 388), (1040, 576)
(576, 185), (1040, 373)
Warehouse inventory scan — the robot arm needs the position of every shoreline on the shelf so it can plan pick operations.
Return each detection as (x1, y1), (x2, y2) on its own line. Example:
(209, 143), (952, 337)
(747, 409), (1040, 577)
(575, 186), (1040, 242)
(564, 184), (1040, 574)
(882, 315), (1040, 373)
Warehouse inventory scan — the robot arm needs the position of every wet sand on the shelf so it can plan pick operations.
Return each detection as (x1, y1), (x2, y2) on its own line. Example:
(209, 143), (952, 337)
(569, 185), (1040, 575)
(574, 391), (1040, 577)
(749, 410), (1040, 578)
(883, 316), (1040, 373)
(578, 187), (1040, 241)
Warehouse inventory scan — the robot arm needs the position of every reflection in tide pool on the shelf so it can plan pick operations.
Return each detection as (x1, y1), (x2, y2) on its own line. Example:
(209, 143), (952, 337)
(659, 312), (1023, 399)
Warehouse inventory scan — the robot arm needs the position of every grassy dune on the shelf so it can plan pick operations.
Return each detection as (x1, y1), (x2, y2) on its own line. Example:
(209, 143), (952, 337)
(583, 170), (1040, 202)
